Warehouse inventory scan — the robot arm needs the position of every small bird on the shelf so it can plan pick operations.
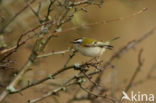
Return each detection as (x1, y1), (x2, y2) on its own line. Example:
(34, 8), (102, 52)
(72, 37), (118, 57)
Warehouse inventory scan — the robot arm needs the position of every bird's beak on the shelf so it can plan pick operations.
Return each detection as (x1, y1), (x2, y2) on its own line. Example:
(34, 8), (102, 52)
(71, 40), (80, 44)
(70, 41), (76, 44)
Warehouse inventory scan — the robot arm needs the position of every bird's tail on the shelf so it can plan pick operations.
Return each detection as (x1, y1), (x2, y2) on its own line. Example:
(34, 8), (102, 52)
(109, 36), (120, 42)
(102, 36), (119, 50)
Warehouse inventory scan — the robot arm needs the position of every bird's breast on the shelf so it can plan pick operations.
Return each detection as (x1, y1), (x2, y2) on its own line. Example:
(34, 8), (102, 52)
(79, 47), (106, 57)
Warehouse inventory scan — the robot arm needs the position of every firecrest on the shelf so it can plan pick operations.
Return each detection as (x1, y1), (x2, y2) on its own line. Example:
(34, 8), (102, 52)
(72, 37), (119, 57)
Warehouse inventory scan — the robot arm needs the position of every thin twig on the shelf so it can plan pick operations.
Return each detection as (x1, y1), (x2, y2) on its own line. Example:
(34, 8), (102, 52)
(147, 64), (156, 78)
(10, 65), (76, 94)
(50, 8), (148, 37)
(45, 0), (56, 21)
(63, 50), (78, 68)
(0, 0), (36, 34)
(81, 69), (99, 87)
(79, 84), (106, 98)
(26, 1), (43, 23)
(132, 63), (156, 87)
(27, 72), (81, 103)
(119, 49), (144, 102)
(37, 49), (72, 58)
(125, 49), (144, 92)
(79, 84), (115, 102)
(0, 20), (55, 61)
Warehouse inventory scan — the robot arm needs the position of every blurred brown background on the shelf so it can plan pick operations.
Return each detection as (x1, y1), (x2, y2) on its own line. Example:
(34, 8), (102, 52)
(0, 0), (156, 103)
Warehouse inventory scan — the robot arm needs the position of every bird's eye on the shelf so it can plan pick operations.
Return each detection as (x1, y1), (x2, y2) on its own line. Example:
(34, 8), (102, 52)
(93, 41), (97, 44)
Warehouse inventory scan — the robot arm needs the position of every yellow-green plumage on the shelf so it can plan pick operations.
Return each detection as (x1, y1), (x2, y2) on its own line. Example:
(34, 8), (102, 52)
(73, 37), (118, 57)
(81, 37), (98, 46)
(73, 37), (109, 57)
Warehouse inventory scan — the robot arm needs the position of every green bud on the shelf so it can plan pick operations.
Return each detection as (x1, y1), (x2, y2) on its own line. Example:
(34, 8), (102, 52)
(55, 28), (62, 32)
(6, 86), (16, 92)
(74, 63), (81, 68)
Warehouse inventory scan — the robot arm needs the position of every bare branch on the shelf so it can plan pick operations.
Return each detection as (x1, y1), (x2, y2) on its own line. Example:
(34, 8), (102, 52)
(0, 7), (147, 59)
(88, 28), (154, 92)
(125, 49), (144, 92)
(37, 49), (72, 58)
(50, 8), (148, 37)
(0, 20), (55, 61)
(27, 72), (81, 103)
(0, 0), (152, 103)
(0, 0), (37, 34)
(79, 83), (106, 98)
(26, 1), (43, 23)
(63, 50), (78, 68)
(45, 0), (56, 21)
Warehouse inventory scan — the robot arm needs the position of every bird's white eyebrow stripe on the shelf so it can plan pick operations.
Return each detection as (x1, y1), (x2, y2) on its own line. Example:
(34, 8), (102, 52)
(75, 39), (82, 43)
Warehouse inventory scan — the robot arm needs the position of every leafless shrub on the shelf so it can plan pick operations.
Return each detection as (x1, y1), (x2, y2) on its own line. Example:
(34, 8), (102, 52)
(0, 0), (155, 103)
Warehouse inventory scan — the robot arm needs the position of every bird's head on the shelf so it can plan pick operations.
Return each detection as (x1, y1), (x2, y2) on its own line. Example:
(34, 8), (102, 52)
(72, 38), (83, 45)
